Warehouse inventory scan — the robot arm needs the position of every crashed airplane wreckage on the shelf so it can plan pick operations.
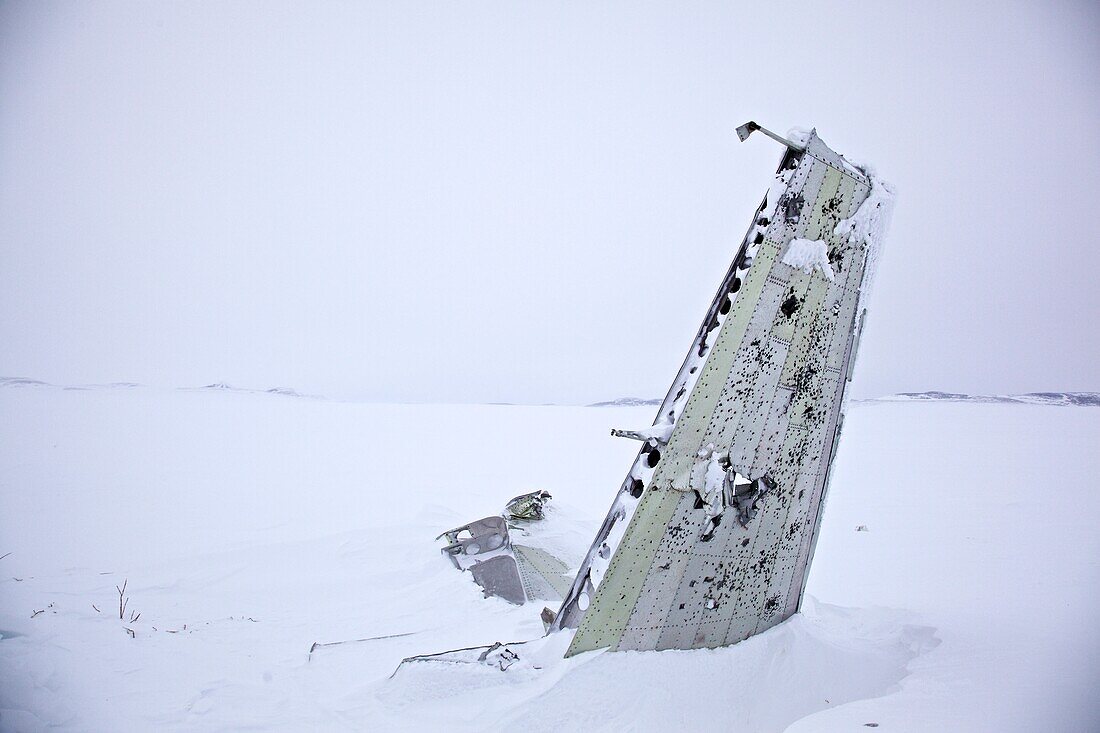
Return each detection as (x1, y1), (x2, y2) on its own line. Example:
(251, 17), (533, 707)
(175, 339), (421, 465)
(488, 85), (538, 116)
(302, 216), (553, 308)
(410, 122), (894, 671)
(437, 491), (573, 608)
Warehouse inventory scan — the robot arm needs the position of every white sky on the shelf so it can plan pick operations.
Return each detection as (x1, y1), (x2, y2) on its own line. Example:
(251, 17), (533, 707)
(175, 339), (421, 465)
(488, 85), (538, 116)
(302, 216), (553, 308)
(2, 1), (1098, 403)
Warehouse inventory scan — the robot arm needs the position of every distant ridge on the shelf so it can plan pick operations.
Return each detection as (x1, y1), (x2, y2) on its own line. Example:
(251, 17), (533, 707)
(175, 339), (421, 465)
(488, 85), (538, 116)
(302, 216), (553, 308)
(0, 377), (316, 399)
(0, 377), (51, 388)
(865, 391), (1100, 407)
(587, 397), (662, 407)
(185, 383), (311, 398)
(0, 377), (142, 391)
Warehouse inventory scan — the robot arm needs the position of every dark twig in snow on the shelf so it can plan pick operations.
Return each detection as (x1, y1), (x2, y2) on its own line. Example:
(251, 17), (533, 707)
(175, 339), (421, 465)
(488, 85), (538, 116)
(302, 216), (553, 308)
(0, 552), (11, 561)
(92, 604), (101, 613)
(116, 579), (128, 620)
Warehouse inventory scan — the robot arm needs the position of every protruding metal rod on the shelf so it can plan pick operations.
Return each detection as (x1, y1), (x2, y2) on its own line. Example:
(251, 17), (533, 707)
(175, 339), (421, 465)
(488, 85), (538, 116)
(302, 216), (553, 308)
(611, 425), (673, 443)
(736, 121), (805, 151)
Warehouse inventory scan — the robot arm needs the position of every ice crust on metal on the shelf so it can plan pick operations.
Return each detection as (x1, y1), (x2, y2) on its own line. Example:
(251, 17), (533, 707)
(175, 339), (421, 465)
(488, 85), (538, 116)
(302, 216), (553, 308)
(556, 127), (893, 656)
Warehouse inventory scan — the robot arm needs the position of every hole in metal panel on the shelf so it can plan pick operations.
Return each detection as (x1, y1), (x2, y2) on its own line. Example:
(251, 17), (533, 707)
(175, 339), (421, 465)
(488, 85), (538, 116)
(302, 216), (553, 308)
(647, 448), (661, 468)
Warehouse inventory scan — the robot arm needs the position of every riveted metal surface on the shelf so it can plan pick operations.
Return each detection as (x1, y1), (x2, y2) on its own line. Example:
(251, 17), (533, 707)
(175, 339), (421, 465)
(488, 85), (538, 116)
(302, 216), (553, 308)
(605, 242), (790, 652)
(568, 487), (681, 654)
(514, 544), (574, 601)
(565, 130), (882, 657)
(554, 177), (785, 636)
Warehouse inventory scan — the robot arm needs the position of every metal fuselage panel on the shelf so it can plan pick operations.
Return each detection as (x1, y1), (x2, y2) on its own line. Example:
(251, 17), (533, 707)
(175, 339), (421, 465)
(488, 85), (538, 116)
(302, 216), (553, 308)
(565, 133), (875, 656)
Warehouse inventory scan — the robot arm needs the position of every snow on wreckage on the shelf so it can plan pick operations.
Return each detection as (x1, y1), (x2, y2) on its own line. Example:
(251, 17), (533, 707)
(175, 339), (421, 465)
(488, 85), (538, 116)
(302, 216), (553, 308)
(394, 122), (895, 674)
(436, 490), (572, 611)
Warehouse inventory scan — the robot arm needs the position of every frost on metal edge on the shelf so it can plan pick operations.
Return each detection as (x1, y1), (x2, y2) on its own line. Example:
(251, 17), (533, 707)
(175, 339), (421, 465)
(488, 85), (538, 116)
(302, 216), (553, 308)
(837, 169), (896, 313)
(835, 167), (895, 420)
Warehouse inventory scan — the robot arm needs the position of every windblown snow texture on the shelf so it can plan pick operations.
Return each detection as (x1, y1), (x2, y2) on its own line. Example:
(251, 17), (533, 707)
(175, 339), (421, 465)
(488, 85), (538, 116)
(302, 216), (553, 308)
(0, 385), (1096, 731)
(782, 238), (836, 281)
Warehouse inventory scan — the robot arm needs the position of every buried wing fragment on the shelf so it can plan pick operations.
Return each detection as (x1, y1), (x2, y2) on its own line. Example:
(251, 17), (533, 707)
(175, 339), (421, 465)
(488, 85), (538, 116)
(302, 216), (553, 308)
(437, 492), (573, 605)
(554, 124), (894, 656)
(438, 515), (527, 604)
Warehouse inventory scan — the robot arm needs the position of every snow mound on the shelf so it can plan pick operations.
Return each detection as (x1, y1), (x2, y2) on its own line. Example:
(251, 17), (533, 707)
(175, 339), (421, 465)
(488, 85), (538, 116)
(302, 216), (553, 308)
(371, 601), (936, 732)
(782, 238), (836, 280)
(1, 388), (1097, 730)
(786, 126), (813, 147)
(869, 391), (1100, 407)
(835, 172), (896, 312)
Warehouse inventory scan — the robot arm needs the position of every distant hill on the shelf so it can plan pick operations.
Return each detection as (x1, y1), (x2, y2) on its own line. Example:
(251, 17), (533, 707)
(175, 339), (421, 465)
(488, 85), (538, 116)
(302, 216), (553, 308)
(867, 391), (1100, 407)
(587, 397), (662, 407)
(0, 377), (314, 399)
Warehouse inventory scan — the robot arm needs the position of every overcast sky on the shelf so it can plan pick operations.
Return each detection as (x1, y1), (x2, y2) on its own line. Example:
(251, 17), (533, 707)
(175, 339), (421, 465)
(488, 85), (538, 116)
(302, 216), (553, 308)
(2, 1), (1097, 404)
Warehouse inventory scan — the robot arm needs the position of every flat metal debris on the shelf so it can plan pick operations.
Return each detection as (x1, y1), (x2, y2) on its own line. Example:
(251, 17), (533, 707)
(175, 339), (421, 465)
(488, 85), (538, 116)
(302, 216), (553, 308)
(436, 491), (573, 605)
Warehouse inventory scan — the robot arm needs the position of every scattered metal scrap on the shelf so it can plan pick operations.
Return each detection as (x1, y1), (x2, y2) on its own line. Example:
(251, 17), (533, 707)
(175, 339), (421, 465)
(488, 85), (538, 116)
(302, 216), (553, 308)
(504, 489), (552, 521)
(307, 630), (422, 662)
(392, 639), (534, 677)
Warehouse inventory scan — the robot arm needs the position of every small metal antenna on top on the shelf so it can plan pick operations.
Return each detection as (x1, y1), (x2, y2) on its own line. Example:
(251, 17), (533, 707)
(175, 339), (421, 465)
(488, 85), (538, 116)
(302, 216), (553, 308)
(735, 121), (806, 151)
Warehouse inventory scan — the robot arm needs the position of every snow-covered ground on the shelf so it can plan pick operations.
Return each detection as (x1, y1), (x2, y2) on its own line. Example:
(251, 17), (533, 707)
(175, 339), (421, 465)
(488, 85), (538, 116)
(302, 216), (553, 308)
(0, 383), (1097, 731)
